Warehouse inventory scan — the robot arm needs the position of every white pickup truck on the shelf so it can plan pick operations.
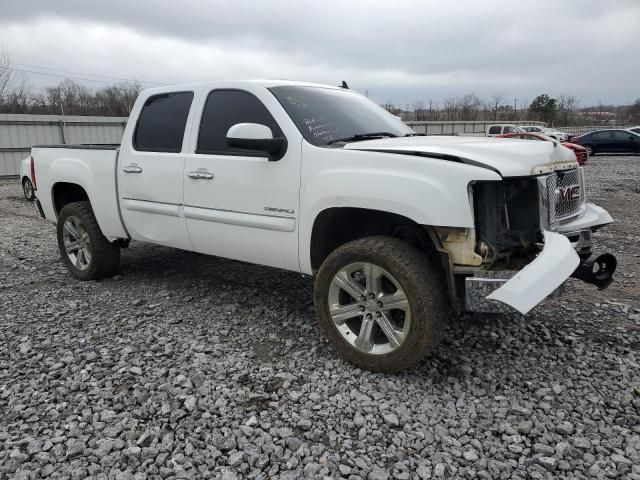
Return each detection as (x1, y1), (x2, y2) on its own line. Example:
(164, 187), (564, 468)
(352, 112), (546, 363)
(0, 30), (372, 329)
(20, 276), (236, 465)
(29, 80), (616, 372)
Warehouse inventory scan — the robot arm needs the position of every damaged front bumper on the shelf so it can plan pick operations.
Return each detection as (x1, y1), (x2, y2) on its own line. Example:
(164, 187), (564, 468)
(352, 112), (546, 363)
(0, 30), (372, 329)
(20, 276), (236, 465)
(465, 221), (617, 314)
(465, 231), (579, 314)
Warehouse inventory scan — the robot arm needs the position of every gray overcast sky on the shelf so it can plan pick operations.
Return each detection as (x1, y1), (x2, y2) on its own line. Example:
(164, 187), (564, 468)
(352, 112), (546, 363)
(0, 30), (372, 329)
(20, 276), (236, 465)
(1, 0), (639, 107)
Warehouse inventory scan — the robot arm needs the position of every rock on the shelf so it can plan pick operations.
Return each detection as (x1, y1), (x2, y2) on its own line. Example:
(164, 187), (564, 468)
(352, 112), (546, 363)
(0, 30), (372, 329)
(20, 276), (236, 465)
(611, 454), (632, 465)
(245, 415), (258, 427)
(183, 395), (197, 411)
(517, 420), (534, 435)
(532, 443), (555, 455)
(212, 433), (236, 451)
(383, 413), (400, 427)
(534, 457), (557, 471)
(556, 421), (574, 435)
(129, 366), (142, 376)
(221, 471), (238, 480)
(228, 451), (244, 466)
(136, 432), (154, 448)
(66, 438), (85, 459)
(368, 467), (390, 480)
(285, 437), (303, 452)
(463, 450), (479, 462)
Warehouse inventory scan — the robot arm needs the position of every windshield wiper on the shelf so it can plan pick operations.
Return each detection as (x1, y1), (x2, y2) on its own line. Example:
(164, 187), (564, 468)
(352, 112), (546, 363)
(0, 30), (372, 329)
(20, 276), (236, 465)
(326, 132), (398, 145)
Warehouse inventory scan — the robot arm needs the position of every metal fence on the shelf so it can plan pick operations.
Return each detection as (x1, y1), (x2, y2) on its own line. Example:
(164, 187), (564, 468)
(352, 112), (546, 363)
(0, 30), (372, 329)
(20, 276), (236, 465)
(0, 114), (127, 177)
(405, 120), (547, 136)
(553, 125), (636, 136)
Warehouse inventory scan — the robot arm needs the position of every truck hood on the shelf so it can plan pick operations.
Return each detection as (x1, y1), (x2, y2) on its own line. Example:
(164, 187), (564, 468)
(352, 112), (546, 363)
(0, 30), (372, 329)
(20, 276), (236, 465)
(343, 136), (577, 177)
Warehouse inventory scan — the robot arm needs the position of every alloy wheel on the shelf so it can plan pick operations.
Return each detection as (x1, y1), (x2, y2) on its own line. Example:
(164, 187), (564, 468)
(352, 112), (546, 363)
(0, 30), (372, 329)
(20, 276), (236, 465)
(62, 216), (92, 270)
(23, 179), (34, 200)
(328, 262), (411, 355)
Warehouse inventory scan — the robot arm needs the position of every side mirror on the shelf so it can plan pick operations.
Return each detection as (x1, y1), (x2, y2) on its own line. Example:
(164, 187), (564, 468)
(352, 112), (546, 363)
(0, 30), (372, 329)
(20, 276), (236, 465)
(226, 123), (287, 160)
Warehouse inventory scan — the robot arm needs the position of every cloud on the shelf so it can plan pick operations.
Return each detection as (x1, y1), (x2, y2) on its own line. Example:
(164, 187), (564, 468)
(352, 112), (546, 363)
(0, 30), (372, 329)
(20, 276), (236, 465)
(1, 0), (639, 105)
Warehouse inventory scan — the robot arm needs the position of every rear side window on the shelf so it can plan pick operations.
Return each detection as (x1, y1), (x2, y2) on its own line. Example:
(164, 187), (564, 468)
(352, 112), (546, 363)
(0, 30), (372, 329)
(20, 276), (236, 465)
(591, 131), (608, 139)
(503, 126), (515, 133)
(133, 92), (194, 152)
(612, 130), (631, 139)
(197, 89), (283, 155)
(488, 126), (501, 134)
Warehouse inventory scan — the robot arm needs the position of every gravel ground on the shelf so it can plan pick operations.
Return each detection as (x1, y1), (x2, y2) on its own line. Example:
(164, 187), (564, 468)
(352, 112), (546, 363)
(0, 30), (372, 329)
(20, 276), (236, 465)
(1, 155), (639, 480)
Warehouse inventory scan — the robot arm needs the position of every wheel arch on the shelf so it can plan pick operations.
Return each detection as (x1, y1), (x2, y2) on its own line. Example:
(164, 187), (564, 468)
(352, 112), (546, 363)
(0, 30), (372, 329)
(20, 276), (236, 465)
(308, 206), (460, 313)
(51, 182), (90, 217)
(309, 207), (435, 271)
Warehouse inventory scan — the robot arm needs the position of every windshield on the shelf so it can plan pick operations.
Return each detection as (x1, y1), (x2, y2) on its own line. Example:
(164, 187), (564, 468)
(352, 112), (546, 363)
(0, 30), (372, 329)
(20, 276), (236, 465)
(269, 85), (413, 146)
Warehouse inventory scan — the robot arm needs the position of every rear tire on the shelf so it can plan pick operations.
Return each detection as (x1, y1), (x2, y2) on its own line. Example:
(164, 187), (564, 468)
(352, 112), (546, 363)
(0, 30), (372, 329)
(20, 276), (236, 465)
(22, 178), (35, 201)
(314, 236), (449, 373)
(56, 201), (120, 280)
(584, 144), (595, 156)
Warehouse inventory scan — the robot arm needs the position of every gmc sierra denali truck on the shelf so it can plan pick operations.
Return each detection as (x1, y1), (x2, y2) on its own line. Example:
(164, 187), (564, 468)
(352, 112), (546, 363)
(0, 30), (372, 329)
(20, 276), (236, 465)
(29, 80), (616, 372)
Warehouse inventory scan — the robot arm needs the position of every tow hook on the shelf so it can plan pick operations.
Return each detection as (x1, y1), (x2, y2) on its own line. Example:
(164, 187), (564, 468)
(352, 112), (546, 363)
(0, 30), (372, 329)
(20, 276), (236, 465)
(571, 253), (617, 289)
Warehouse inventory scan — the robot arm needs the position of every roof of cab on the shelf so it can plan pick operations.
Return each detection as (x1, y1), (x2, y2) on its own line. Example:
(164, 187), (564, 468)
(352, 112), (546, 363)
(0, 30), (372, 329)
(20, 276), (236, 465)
(140, 79), (344, 95)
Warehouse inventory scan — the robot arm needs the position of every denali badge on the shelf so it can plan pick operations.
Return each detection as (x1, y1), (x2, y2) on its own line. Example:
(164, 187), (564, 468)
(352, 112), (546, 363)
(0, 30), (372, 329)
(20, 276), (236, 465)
(264, 206), (295, 215)
(557, 185), (580, 202)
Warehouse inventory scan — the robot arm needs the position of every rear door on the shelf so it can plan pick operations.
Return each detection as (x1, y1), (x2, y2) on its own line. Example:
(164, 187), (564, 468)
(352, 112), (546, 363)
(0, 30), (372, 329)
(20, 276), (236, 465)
(612, 130), (637, 152)
(182, 86), (301, 272)
(117, 91), (196, 249)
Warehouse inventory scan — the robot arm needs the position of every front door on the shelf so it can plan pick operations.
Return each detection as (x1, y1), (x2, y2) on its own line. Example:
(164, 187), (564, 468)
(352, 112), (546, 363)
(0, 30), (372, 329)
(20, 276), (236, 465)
(183, 88), (300, 272)
(118, 91), (195, 250)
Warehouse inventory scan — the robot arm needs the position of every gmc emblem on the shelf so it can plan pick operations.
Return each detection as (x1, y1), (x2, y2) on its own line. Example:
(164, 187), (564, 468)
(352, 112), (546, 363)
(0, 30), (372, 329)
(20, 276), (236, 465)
(558, 185), (580, 202)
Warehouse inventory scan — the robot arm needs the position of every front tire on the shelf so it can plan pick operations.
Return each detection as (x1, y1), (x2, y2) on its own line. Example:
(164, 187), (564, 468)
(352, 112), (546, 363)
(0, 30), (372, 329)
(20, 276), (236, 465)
(57, 201), (120, 280)
(314, 236), (448, 373)
(22, 178), (35, 201)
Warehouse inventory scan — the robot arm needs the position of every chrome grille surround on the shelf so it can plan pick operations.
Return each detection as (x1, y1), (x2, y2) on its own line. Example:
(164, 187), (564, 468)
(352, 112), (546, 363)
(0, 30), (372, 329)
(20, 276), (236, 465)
(538, 167), (585, 230)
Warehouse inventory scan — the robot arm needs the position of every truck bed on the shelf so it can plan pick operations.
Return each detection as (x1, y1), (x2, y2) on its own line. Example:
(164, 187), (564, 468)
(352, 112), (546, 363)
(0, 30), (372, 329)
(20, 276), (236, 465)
(32, 144), (128, 241)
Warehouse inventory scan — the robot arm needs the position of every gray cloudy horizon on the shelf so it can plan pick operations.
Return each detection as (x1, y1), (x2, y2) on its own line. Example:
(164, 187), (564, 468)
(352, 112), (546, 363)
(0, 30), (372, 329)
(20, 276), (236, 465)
(1, 0), (639, 107)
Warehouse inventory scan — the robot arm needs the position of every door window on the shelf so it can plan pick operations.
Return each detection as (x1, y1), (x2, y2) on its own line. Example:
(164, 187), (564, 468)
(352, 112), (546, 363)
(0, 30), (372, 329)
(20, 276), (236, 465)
(197, 90), (283, 155)
(133, 92), (194, 152)
(488, 126), (501, 134)
(611, 130), (632, 140)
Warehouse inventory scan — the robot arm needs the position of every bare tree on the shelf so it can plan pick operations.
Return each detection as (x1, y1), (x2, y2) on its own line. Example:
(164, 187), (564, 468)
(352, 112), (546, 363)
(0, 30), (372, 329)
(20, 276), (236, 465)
(460, 93), (481, 121)
(411, 99), (426, 121)
(557, 93), (580, 125)
(0, 46), (13, 100)
(490, 93), (504, 120)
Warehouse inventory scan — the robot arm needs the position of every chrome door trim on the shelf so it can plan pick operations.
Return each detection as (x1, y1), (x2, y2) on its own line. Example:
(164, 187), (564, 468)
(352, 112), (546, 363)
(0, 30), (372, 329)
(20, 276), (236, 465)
(183, 205), (295, 232)
(122, 198), (181, 217)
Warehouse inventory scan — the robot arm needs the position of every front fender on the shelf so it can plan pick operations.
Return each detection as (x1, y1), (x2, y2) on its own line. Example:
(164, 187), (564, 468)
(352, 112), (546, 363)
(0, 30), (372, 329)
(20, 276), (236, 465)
(298, 146), (501, 273)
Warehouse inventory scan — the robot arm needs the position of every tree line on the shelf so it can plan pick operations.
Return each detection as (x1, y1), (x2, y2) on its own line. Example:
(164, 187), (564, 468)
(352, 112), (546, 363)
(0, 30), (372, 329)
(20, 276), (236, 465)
(387, 92), (640, 126)
(0, 50), (141, 117)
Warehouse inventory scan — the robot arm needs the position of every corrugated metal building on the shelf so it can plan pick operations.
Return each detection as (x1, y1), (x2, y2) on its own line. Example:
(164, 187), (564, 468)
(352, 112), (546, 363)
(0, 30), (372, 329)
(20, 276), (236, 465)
(0, 114), (127, 177)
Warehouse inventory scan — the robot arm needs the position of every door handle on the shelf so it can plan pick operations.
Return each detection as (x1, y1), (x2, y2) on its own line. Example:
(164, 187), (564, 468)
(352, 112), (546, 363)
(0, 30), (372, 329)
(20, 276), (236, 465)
(122, 163), (143, 174)
(188, 168), (214, 180)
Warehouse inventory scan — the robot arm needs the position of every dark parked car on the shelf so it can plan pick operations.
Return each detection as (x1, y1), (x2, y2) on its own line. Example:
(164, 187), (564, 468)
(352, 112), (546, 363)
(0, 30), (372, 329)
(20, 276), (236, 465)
(573, 129), (640, 156)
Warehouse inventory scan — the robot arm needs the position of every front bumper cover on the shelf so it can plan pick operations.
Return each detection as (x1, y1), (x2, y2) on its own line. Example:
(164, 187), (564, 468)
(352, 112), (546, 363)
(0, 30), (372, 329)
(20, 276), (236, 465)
(466, 231), (579, 314)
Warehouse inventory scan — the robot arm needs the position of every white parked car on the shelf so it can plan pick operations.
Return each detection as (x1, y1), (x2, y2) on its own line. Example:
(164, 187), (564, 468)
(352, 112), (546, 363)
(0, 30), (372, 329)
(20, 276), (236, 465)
(520, 125), (568, 142)
(486, 124), (525, 136)
(28, 80), (615, 372)
(20, 156), (35, 201)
